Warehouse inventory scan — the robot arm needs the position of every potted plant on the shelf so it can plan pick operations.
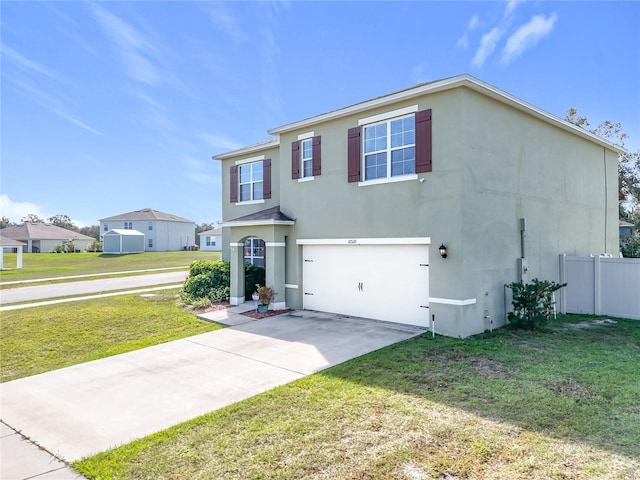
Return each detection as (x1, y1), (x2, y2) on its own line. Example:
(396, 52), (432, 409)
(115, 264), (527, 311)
(256, 285), (275, 313)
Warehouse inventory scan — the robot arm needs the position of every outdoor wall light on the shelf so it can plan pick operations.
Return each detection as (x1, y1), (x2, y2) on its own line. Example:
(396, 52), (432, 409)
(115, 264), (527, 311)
(439, 244), (448, 258)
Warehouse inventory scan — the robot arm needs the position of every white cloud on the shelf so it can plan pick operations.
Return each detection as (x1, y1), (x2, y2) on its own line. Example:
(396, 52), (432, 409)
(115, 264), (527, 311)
(200, 133), (244, 152)
(472, 27), (505, 67)
(502, 12), (558, 64)
(91, 4), (161, 86)
(1, 43), (67, 83)
(504, 0), (525, 19)
(0, 195), (49, 223)
(205, 4), (248, 41)
(457, 14), (480, 49)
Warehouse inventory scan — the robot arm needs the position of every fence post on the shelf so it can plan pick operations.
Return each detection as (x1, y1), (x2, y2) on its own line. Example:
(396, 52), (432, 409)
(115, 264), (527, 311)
(594, 256), (601, 315)
(558, 254), (566, 314)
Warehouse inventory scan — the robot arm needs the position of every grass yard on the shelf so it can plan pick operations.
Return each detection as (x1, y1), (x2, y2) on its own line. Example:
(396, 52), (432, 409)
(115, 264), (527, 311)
(0, 290), (221, 382)
(0, 251), (220, 284)
(74, 315), (640, 480)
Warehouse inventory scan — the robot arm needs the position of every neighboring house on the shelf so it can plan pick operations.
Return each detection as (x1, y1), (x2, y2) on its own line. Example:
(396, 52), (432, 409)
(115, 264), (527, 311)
(0, 223), (95, 253)
(620, 220), (634, 240)
(99, 208), (195, 252)
(213, 74), (622, 338)
(0, 235), (26, 269)
(198, 228), (222, 252)
(102, 229), (145, 254)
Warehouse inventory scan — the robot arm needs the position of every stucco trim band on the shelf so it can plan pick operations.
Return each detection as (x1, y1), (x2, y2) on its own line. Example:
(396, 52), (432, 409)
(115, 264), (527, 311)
(296, 237), (431, 246)
(429, 297), (477, 306)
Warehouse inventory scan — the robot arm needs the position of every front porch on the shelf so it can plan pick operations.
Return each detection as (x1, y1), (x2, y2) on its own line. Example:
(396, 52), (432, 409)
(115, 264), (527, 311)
(222, 206), (295, 310)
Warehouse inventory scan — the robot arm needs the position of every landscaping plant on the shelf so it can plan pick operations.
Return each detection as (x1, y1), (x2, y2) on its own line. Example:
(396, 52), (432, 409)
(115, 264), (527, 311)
(181, 260), (230, 305)
(507, 278), (566, 330)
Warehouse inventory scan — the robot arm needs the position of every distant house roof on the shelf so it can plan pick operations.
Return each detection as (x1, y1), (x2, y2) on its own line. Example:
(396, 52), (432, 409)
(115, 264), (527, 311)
(222, 206), (295, 227)
(104, 229), (145, 236)
(99, 208), (194, 223)
(0, 235), (26, 247)
(198, 228), (222, 236)
(0, 223), (95, 241)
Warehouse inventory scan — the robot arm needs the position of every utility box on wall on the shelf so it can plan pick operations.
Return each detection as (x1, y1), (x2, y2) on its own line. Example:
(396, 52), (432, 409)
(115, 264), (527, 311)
(517, 258), (529, 283)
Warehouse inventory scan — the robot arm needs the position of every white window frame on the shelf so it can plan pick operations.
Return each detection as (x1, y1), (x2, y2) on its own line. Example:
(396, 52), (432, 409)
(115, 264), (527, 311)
(103, 224), (108, 232)
(124, 222), (132, 230)
(238, 160), (264, 203)
(244, 238), (265, 267)
(362, 113), (416, 182)
(301, 138), (313, 179)
(148, 222), (153, 231)
(148, 238), (153, 248)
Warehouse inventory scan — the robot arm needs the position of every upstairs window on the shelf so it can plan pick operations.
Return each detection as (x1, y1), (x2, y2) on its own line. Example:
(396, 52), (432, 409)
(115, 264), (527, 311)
(148, 222), (153, 231)
(103, 223), (108, 232)
(240, 161), (263, 202)
(348, 109), (432, 183)
(363, 115), (415, 181)
(124, 222), (132, 230)
(301, 139), (313, 178)
(230, 159), (271, 203)
(292, 136), (321, 180)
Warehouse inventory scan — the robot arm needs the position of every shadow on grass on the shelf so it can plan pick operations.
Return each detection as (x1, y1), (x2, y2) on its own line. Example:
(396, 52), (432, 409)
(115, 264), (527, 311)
(320, 314), (640, 461)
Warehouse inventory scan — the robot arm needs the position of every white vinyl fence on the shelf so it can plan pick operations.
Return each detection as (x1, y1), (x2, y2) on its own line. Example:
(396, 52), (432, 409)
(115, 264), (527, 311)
(559, 254), (640, 320)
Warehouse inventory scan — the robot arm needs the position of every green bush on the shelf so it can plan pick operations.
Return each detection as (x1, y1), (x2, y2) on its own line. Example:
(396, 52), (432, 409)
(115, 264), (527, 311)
(244, 263), (265, 300)
(51, 244), (64, 253)
(621, 234), (640, 258)
(507, 278), (566, 330)
(181, 260), (231, 304)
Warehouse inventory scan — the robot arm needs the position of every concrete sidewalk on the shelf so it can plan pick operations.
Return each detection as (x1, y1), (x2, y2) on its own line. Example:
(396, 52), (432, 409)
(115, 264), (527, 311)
(1, 306), (426, 479)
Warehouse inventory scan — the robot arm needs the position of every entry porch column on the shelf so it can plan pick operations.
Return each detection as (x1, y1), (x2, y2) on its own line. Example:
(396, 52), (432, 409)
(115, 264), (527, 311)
(229, 242), (246, 305)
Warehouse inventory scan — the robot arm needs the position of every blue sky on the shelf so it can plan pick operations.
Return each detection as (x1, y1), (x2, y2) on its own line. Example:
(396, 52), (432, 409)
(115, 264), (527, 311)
(2, 1), (639, 227)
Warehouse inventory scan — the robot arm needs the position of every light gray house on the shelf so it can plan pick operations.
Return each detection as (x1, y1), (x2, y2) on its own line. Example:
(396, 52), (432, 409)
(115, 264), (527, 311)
(198, 227), (222, 252)
(99, 208), (195, 252)
(102, 229), (145, 254)
(213, 74), (622, 338)
(0, 223), (95, 253)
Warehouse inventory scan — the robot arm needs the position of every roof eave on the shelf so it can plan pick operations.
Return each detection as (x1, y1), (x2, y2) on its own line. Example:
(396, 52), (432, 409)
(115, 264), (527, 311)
(213, 138), (280, 161)
(265, 73), (625, 155)
(221, 219), (295, 228)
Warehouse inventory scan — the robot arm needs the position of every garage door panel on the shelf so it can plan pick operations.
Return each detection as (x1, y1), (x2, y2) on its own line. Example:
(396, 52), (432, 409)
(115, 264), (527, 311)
(302, 244), (429, 327)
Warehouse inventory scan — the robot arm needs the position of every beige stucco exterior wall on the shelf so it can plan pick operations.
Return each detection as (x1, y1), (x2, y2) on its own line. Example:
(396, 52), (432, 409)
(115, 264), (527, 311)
(218, 84), (620, 338)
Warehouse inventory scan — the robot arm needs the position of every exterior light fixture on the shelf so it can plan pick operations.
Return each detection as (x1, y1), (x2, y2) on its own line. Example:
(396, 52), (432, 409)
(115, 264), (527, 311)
(439, 244), (448, 258)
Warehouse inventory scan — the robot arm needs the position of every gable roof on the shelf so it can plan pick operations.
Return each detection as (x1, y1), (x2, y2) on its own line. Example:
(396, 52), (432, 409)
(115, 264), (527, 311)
(198, 228), (222, 236)
(222, 206), (295, 227)
(0, 235), (26, 247)
(99, 208), (194, 223)
(263, 73), (624, 155)
(0, 224), (95, 241)
(104, 229), (145, 236)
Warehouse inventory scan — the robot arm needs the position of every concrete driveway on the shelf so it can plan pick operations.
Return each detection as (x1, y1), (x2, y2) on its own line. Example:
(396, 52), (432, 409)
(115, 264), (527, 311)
(1, 308), (425, 464)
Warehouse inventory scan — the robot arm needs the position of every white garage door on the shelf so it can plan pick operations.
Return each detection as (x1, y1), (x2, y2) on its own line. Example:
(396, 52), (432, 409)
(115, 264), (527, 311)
(302, 243), (430, 327)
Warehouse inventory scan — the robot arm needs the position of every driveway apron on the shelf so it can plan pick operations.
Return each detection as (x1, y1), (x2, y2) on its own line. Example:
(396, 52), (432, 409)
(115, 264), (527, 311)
(0, 310), (425, 463)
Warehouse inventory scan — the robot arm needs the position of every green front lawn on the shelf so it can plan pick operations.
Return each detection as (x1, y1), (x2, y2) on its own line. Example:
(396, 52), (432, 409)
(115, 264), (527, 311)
(0, 251), (220, 284)
(75, 315), (640, 479)
(0, 290), (221, 382)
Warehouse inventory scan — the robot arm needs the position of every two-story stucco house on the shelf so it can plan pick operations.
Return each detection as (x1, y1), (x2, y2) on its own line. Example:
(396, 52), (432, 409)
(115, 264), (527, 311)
(99, 208), (195, 252)
(214, 74), (622, 338)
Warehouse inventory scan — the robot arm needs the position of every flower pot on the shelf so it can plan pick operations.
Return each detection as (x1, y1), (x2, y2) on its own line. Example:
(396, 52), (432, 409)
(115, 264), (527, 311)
(257, 304), (269, 313)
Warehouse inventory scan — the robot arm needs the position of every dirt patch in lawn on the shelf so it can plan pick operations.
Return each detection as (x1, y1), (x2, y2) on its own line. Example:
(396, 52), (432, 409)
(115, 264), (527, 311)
(543, 378), (594, 399)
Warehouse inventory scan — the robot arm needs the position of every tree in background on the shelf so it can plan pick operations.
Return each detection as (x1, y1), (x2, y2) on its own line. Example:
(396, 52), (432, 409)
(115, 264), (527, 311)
(79, 225), (100, 240)
(566, 108), (640, 257)
(195, 222), (220, 247)
(48, 214), (79, 232)
(0, 217), (15, 229)
(21, 214), (45, 224)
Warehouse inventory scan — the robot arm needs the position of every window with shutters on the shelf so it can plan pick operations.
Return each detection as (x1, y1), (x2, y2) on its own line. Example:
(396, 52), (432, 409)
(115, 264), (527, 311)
(363, 115), (415, 181)
(239, 161), (263, 202)
(348, 108), (431, 184)
(292, 135), (321, 181)
(230, 159), (271, 204)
